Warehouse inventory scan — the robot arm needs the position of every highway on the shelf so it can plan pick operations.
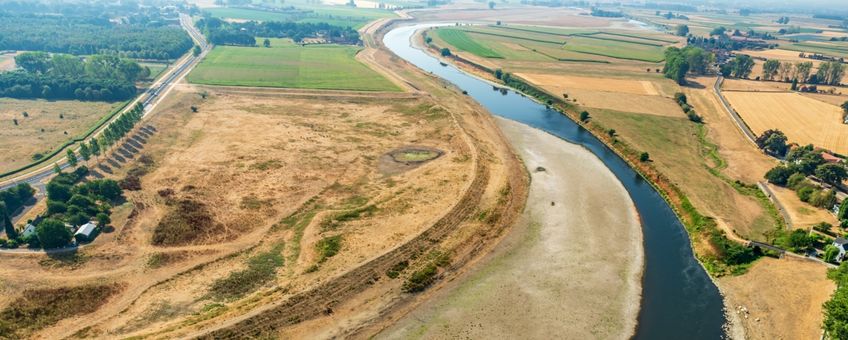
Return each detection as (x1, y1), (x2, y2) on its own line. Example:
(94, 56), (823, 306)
(0, 13), (209, 194)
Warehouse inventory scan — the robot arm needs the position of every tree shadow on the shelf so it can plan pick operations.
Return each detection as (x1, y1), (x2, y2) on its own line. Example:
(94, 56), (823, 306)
(131, 135), (147, 145)
(682, 80), (706, 89)
(117, 146), (135, 160)
(89, 169), (105, 179)
(97, 163), (113, 174)
(106, 157), (122, 169)
(123, 143), (140, 155)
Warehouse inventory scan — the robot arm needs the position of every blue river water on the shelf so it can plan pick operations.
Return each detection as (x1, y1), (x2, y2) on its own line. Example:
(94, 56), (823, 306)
(383, 23), (726, 339)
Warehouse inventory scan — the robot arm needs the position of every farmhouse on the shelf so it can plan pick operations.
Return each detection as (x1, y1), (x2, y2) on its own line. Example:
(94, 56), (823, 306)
(74, 222), (97, 243)
(20, 224), (36, 239)
(822, 152), (844, 164)
(835, 237), (848, 262)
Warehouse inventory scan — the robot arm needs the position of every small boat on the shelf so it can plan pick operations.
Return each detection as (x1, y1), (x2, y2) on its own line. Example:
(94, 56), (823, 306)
(439, 61), (448, 66)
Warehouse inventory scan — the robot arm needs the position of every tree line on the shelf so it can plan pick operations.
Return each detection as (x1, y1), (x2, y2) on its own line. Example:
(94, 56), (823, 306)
(0, 53), (147, 101)
(757, 58), (844, 85)
(196, 17), (361, 46)
(0, 13), (192, 60)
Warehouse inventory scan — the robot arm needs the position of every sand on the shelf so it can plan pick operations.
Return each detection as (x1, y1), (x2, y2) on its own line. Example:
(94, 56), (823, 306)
(376, 117), (643, 339)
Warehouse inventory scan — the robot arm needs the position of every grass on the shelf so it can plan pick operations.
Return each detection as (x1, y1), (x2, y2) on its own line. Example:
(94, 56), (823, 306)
(782, 42), (848, 57)
(151, 198), (216, 246)
(393, 150), (440, 162)
(188, 44), (399, 91)
(209, 243), (285, 300)
(140, 62), (168, 81)
(435, 29), (502, 58)
(0, 284), (121, 338)
(315, 235), (342, 263)
(563, 36), (666, 62)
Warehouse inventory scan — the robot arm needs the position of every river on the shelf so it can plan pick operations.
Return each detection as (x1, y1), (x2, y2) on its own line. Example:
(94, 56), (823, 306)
(382, 23), (727, 339)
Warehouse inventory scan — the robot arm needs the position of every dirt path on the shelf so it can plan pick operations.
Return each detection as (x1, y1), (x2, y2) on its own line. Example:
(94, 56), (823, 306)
(376, 118), (644, 339)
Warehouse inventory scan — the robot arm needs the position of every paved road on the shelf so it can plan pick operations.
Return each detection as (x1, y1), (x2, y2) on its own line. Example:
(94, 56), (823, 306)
(0, 13), (208, 194)
(713, 76), (758, 146)
(2, 13), (210, 224)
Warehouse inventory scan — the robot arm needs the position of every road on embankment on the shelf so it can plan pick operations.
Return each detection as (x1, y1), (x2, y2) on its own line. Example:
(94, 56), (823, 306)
(0, 13), (209, 193)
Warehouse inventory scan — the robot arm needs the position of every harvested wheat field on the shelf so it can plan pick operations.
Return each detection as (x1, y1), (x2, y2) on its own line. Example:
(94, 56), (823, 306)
(719, 256), (834, 340)
(518, 73), (683, 117)
(721, 79), (791, 92)
(724, 91), (848, 154)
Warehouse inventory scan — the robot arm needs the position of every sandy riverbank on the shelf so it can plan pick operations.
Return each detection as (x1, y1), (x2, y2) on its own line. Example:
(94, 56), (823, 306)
(375, 118), (644, 339)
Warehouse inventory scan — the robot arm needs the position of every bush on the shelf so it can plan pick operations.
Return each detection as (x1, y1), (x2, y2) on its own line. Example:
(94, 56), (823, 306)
(674, 92), (687, 104)
(579, 111), (590, 121)
(787, 172), (808, 189)
(639, 152), (650, 162)
(209, 243), (284, 300)
(765, 165), (795, 185)
(315, 235), (342, 263)
(402, 263), (438, 293)
(810, 189), (837, 209)
(797, 186), (816, 202)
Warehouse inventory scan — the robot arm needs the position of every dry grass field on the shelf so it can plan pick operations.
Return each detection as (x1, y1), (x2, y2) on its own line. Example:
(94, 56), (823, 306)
(517, 73), (683, 117)
(0, 98), (121, 174)
(0, 24), (527, 338)
(0, 52), (16, 71)
(411, 7), (622, 28)
(719, 256), (834, 340)
(723, 91), (848, 154)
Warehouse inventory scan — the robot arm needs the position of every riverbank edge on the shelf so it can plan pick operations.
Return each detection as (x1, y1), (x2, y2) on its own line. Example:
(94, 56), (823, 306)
(408, 24), (743, 336)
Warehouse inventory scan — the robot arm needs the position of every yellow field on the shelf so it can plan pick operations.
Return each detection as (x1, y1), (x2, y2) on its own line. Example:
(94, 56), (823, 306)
(517, 73), (684, 117)
(724, 91), (848, 154)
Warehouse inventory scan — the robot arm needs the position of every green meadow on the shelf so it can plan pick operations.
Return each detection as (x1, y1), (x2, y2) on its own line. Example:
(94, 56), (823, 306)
(188, 42), (399, 91)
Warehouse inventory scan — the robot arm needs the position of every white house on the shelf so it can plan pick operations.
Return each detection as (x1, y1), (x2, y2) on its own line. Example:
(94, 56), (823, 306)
(74, 222), (97, 243)
(21, 224), (36, 239)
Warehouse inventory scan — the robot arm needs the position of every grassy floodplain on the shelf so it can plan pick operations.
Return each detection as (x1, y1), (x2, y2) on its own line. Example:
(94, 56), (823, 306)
(188, 39), (399, 91)
(432, 25), (672, 63)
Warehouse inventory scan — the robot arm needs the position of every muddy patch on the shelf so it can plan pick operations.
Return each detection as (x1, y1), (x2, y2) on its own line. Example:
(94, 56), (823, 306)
(378, 146), (443, 175)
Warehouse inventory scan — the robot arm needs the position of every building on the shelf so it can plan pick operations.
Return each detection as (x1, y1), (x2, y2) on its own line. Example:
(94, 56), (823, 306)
(21, 224), (36, 239)
(835, 237), (848, 262)
(74, 222), (97, 243)
(822, 152), (844, 164)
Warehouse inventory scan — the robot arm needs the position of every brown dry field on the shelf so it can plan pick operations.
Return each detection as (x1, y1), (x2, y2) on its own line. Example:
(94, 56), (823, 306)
(0, 22), (528, 339)
(723, 91), (848, 154)
(771, 185), (839, 228)
(803, 92), (848, 106)
(719, 256), (834, 340)
(721, 78), (791, 92)
(0, 98), (120, 173)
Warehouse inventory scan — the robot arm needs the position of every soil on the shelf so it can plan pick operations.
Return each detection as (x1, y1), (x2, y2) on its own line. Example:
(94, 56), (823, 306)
(375, 118), (643, 339)
(378, 146), (444, 175)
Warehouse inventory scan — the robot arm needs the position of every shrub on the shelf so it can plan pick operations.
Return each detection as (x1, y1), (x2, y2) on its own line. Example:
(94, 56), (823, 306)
(386, 260), (409, 279)
(579, 110), (590, 121)
(797, 186), (816, 202)
(674, 92), (687, 104)
(402, 263), (438, 293)
(810, 189), (837, 209)
(639, 152), (650, 162)
(315, 235), (342, 263)
(209, 243), (284, 300)
(787, 172), (808, 189)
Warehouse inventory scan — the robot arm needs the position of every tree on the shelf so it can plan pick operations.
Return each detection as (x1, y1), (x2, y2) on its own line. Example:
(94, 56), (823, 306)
(795, 61), (813, 82)
(730, 55), (755, 78)
(762, 59), (781, 80)
(263, 38), (271, 48)
(494, 69), (503, 79)
(579, 111), (590, 121)
(193, 45), (201, 56)
(755, 129), (788, 156)
(96, 212), (110, 227)
(838, 199), (848, 220)
(709, 26), (727, 36)
(825, 245), (840, 263)
(79, 143), (91, 162)
(816, 163), (848, 186)
(53, 163), (61, 174)
(675, 24), (689, 37)
(89, 139), (100, 159)
(824, 263), (848, 339)
(764, 165), (795, 185)
(0, 202), (17, 240)
(663, 48), (690, 85)
(488, 1), (495, 9)
(607, 129), (616, 137)
(35, 218), (72, 249)
(639, 152), (650, 162)
(440, 48), (451, 57)
(66, 149), (78, 167)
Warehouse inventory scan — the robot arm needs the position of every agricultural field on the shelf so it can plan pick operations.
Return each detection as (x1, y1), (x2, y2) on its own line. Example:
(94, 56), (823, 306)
(723, 91), (848, 154)
(431, 25), (675, 63)
(203, 5), (394, 28)
(0, 52), (16, 71)
(188, 43), (399, 91)
(0, 98), (121, 174)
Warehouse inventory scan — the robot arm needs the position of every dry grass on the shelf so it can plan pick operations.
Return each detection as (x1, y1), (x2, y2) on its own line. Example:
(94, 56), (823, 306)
(0, 284), (122, 338)
(0, 98), (120, 173)
(723, 91), (848, 154)
(719, 257), (834, 340)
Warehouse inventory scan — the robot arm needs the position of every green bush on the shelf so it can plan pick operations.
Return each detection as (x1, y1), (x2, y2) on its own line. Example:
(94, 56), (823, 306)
(787, 172), (808, 189)
(797, 186), (816, 202)
(315, 235), (342, 263)
(209, 243), (285, 300)
(402, 264), (438, 293)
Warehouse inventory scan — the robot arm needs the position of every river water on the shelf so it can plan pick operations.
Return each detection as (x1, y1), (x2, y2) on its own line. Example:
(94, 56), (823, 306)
(383, 23), (726, 339)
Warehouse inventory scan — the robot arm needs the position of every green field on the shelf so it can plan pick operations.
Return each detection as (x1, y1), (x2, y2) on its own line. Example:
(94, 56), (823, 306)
(435, 29), (502, 58)
(205, 6), (394, 28)
(188, 43), (399, 91)
(433, 26), (670, 63)
(782, 41), (848, 57)
(563, 36), (667, 62)
(140, 62), (168, 81)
